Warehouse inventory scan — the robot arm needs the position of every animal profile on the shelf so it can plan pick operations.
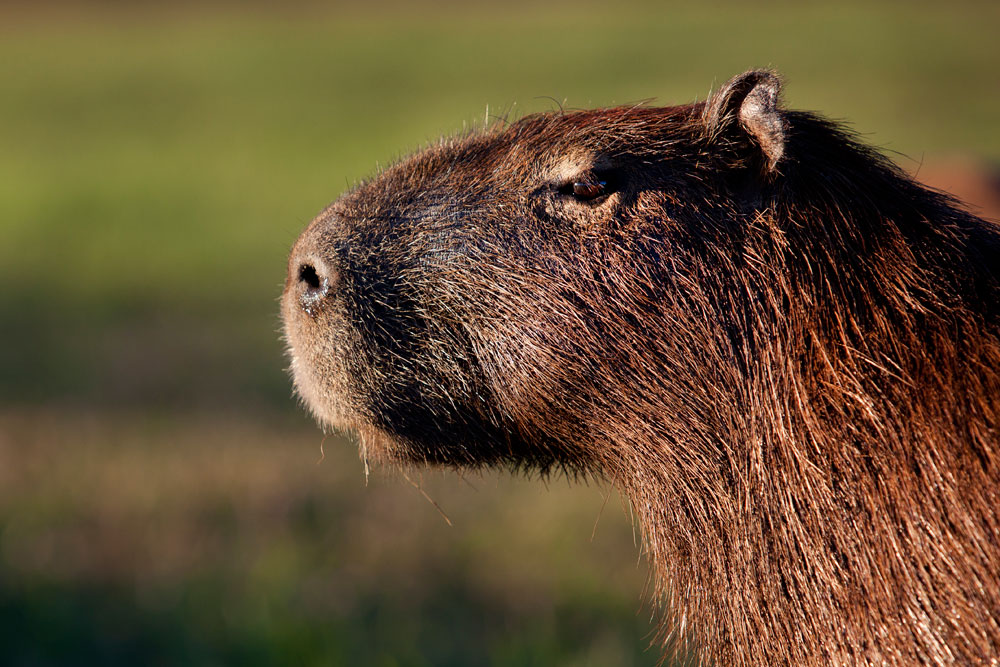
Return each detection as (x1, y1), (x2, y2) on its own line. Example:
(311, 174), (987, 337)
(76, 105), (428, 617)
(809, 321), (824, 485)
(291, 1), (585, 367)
(282, 70), (1000, 665)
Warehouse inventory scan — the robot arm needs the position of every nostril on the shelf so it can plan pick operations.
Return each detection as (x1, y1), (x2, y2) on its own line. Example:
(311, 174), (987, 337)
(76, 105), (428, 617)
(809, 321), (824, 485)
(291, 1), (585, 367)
(296, 261), (331, 313)
(299, 263), (321, 291)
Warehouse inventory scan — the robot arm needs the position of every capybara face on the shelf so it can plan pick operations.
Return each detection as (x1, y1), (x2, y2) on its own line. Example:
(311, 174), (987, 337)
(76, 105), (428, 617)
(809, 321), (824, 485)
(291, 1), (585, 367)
(281, 98), (754, 468)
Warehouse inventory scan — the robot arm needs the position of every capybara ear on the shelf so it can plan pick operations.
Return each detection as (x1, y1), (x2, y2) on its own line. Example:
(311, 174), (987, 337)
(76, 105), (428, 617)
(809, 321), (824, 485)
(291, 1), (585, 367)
(703, 70), (785, 172)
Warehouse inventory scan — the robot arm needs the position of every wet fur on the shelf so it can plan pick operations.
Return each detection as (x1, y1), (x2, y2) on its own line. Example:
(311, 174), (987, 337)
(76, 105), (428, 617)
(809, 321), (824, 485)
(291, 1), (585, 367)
(282, 71), (1000, 665)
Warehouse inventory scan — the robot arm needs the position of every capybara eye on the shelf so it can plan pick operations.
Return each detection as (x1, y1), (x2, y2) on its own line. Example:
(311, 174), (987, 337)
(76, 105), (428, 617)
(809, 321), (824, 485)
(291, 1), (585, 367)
(572, 180), (606, 200)
(558, 175), (609, 202)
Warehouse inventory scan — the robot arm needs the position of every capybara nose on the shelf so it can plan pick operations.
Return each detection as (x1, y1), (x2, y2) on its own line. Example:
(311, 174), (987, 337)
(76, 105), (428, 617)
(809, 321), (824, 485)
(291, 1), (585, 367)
(292, 254), (336, 313)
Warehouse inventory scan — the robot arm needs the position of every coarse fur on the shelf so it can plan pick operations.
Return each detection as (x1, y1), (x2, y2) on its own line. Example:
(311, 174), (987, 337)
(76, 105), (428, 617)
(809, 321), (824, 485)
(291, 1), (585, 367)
(281, 71), (1000, 665)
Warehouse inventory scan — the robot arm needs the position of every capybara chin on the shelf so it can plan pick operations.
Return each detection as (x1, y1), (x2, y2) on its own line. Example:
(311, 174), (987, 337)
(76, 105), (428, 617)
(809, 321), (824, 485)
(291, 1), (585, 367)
(281, 70), (1000, 665)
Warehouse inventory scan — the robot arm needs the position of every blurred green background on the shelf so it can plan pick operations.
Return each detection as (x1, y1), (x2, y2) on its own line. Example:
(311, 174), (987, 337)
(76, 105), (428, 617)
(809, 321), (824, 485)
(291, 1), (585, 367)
(1, 1), (998, 664)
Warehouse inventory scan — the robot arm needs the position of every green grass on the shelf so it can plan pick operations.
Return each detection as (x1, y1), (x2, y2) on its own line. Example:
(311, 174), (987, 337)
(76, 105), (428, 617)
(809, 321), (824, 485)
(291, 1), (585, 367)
(0, 1), (998, 663)
(0, 410), (660, 666)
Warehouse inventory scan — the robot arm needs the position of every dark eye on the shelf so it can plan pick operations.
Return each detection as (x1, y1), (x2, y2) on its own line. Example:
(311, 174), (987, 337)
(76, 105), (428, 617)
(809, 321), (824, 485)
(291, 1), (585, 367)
(556, 170), (616, 202)
(571, 180), (605, 199)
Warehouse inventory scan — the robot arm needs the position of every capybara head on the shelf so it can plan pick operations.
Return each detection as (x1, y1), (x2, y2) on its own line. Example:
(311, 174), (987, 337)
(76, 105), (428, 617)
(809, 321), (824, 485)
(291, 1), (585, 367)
(282, 71), (793, 468)
(281, 71), (1000, 664)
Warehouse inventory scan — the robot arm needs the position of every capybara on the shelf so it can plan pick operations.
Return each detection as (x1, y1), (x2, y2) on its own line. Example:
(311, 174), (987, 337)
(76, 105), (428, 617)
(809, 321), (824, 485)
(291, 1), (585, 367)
(281, 71), (1000, 665)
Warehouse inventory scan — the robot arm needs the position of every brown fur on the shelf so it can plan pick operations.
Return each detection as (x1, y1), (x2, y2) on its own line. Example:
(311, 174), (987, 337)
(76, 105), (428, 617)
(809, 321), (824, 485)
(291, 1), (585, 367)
(281, 71), (1000, 665)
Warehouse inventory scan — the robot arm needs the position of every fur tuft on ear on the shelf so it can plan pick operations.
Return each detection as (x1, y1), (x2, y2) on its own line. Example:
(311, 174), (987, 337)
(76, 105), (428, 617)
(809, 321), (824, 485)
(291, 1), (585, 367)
(704, 70), (786, 172)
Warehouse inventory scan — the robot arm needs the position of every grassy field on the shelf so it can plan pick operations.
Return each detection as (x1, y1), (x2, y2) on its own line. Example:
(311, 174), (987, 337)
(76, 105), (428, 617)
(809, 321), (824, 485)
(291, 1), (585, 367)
(1, 1), (998, 664)
(0, 411), (658, 666)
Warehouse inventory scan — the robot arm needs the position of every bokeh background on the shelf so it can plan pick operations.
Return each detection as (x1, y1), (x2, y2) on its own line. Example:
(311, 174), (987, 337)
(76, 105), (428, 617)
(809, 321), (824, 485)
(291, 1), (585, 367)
(2, 1), (998, 665)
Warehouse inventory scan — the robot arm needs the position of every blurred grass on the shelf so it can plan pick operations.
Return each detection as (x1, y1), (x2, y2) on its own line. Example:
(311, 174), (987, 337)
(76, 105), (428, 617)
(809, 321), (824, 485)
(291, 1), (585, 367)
(0, 0), (998, 664)
(0, 411), (658, 666)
